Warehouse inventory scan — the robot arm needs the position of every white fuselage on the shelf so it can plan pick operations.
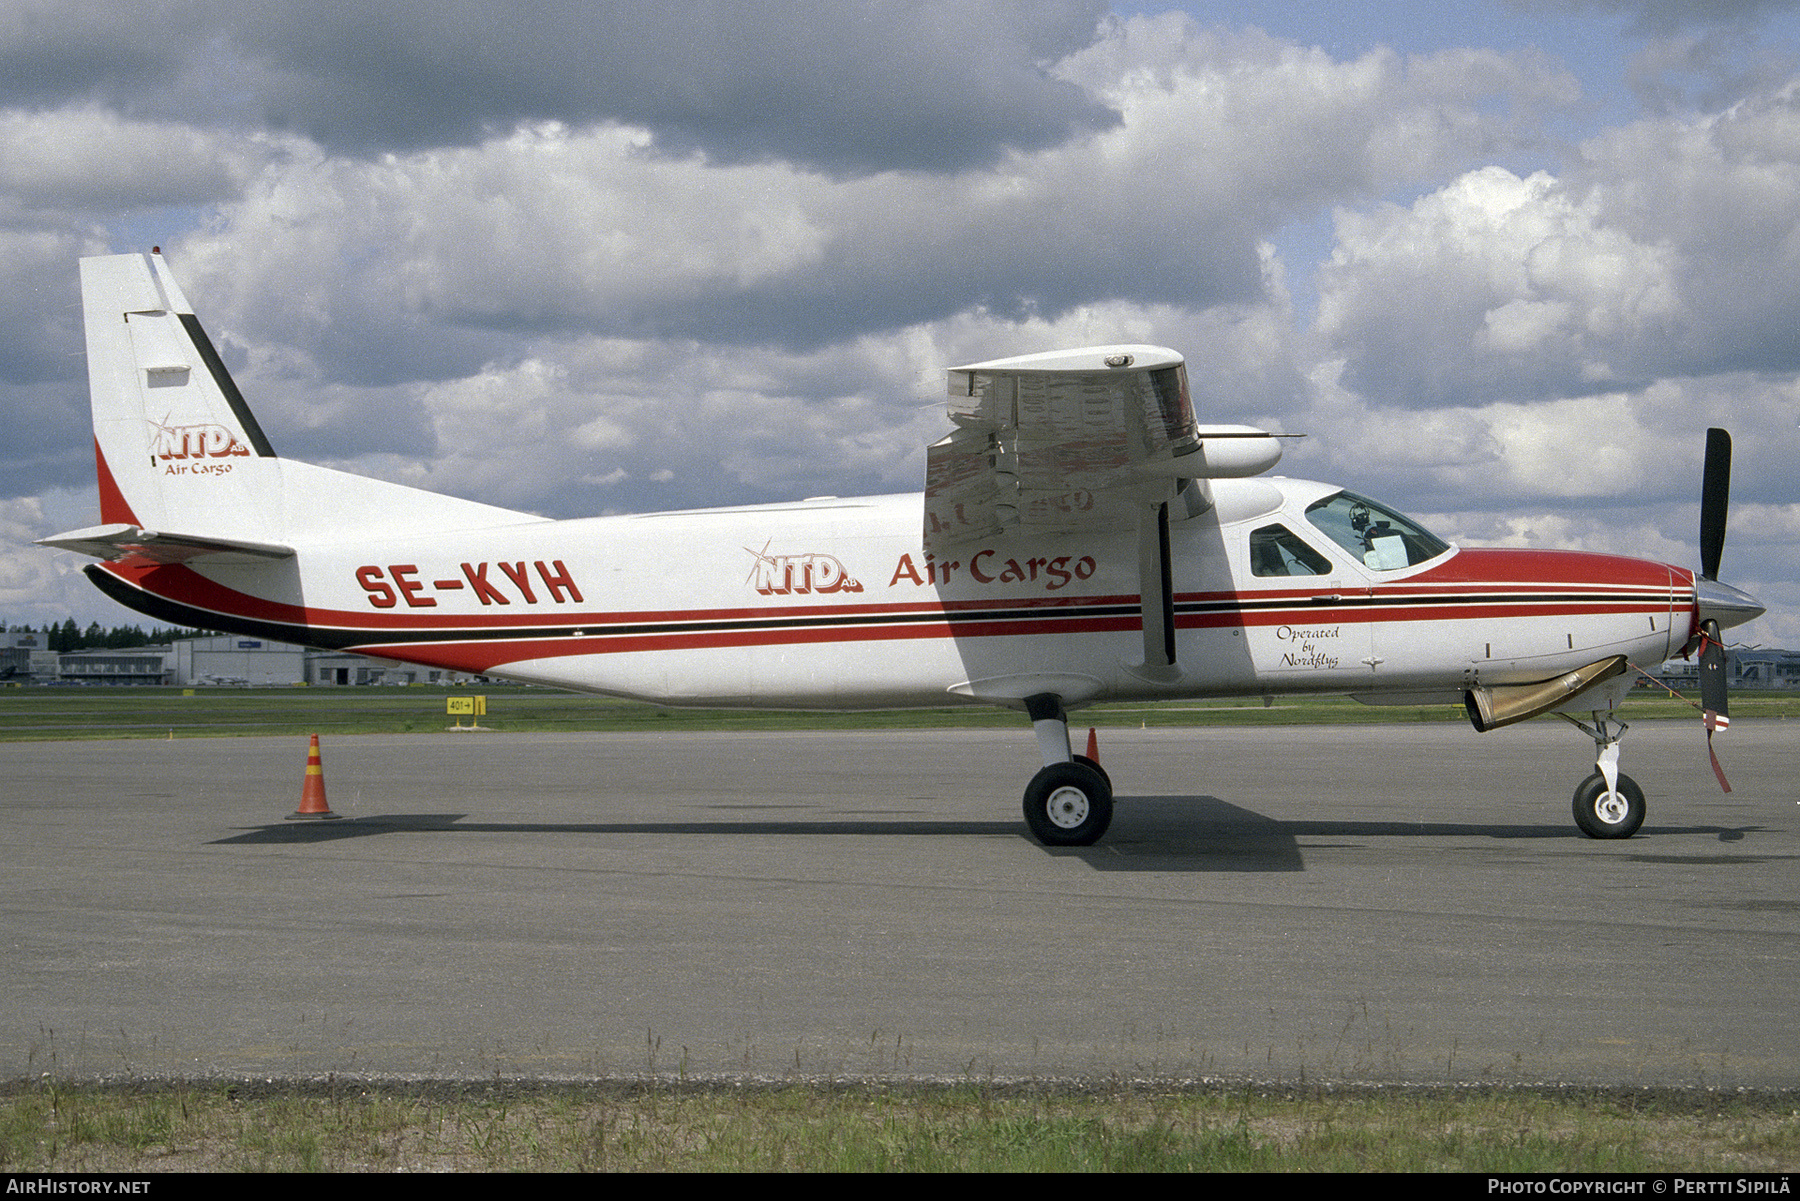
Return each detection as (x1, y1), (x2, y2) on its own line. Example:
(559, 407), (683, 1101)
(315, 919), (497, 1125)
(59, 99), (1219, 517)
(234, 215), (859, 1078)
(109, 476), (1691, 713)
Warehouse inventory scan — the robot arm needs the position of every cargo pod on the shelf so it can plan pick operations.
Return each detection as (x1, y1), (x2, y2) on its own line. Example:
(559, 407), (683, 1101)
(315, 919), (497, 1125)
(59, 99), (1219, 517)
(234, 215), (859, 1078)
(1464, 655), (1631, 732)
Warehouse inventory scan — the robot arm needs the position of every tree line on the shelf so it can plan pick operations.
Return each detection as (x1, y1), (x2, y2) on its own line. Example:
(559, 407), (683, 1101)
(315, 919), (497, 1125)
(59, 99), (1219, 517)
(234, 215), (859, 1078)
(5, 620), (210, 653)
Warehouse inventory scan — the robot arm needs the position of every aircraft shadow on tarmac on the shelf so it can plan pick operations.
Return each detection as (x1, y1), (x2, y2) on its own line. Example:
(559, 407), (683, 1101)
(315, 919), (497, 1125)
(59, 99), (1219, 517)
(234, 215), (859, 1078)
(209, 796), (1768, 873)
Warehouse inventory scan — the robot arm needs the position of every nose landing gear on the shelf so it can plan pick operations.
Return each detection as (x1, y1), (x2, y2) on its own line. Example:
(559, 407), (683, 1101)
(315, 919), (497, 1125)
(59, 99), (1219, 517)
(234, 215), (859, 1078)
(1561, 710), (1646, 839)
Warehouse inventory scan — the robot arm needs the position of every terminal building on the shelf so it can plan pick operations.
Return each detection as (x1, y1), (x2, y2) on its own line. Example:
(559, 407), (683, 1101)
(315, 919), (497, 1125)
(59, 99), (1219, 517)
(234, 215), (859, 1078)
(1655, 646), (1800, 691)
(1, 630), (59, 682)
(55, 646), (177, 685)
(304, 651), (459, 687)
(171, 635), (306, 686)
(3, 631), (477, 687)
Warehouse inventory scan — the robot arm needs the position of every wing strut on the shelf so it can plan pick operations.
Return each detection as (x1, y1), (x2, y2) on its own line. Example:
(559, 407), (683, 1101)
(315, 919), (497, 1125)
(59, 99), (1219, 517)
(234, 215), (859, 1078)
(1132, 501), (1178, 680)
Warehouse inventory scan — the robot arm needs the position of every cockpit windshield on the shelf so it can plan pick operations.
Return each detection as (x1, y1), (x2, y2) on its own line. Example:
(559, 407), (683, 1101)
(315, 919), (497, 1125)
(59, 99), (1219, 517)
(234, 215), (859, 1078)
(1303, 491), (1451, 572)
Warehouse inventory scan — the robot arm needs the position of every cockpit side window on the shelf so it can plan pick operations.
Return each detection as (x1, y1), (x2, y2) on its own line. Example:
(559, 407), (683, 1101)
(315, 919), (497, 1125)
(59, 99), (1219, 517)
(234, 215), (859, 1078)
(1249, 523), (1332, 577)
(1303, 491), (1450, 571)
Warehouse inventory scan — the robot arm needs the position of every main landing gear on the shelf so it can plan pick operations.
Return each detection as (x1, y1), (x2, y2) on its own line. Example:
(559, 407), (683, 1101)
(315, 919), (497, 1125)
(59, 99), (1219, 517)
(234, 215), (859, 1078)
(1560, 708), (1645, 839)
(1020, 694), (1113, 846)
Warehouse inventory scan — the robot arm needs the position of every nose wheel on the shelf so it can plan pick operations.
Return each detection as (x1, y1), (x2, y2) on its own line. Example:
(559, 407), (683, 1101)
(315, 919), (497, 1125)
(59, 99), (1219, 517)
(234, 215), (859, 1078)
(1571, 771), (1646, 839)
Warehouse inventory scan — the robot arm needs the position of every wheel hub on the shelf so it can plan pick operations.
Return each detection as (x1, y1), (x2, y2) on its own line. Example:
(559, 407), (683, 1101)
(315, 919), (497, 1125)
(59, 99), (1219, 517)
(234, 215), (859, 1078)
(1594, 792), (1630, 824)
(1045, 785), (1090, 829)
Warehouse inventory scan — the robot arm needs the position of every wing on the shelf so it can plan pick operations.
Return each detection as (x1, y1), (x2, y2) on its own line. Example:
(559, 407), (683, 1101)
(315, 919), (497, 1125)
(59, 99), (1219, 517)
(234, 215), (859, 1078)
(923, 344), (1284, 682)
(923, 344), (1281, 552)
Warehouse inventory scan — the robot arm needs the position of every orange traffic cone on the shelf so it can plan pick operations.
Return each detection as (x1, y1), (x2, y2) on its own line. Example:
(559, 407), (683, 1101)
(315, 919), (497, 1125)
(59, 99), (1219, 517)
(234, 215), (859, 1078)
(1085, 727), (1100, 763)
(287, 733), (341, 820)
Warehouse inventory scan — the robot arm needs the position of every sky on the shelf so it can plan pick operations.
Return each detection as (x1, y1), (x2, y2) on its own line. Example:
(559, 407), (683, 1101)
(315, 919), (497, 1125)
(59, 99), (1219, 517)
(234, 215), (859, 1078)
(3, 0), (1798, 654)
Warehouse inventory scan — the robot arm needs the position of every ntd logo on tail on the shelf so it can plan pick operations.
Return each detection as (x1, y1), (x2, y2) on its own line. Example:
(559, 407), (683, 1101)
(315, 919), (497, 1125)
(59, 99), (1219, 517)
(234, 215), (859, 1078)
(150, 418), (251, 461)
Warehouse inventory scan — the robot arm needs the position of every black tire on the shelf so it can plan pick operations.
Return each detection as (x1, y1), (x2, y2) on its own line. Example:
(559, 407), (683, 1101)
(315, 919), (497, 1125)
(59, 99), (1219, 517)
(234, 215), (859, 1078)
(1571, 772), (1646, 839)
(1022, 761), (1113, 847)
(1073, 754), (1111, 790)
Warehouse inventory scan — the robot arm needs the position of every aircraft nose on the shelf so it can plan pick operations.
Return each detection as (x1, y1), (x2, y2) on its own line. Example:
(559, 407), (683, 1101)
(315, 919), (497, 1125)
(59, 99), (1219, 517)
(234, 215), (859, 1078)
(1695, 576), (1765, 630)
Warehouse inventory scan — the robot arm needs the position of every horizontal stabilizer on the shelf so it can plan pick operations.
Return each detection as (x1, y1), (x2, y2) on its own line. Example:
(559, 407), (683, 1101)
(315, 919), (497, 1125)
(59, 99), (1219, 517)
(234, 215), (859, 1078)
(37, 523), (294, 564)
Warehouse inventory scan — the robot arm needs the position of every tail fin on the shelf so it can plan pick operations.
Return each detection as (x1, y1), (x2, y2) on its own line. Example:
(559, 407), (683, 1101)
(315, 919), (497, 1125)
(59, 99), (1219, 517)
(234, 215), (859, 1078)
(82, 250), (279, 539)
(49, 251), (538, 563)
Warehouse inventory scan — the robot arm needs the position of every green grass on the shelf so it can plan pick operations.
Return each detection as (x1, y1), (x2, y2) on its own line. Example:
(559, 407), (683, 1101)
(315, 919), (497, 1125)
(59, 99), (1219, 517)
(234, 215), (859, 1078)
(3, 1079), (1796, 1172)
(4, 683), (1797, 741)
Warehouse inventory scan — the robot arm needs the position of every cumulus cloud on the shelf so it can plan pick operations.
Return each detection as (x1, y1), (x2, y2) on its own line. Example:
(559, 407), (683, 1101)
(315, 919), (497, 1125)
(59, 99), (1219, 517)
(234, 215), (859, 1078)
(152, 18), (1577, 381)
(0, 0), (1119, 173)
(1316, 166), (1683, 407)
(1576, 83), (1800, 375)
(0, 108), (252, 213)
(1314, 81), (1800, 409)
(95, 15), (1565, 529)
(0, 492), (117, 627)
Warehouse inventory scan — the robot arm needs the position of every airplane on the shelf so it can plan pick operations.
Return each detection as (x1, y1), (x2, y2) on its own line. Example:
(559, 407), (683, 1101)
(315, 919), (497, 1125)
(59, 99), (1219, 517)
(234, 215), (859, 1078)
(40, 250), (1766, 846)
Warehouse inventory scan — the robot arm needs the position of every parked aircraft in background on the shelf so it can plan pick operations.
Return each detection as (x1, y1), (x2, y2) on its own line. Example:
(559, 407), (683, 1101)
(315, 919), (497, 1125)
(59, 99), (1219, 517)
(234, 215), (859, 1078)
(41, 252), (1764, 845)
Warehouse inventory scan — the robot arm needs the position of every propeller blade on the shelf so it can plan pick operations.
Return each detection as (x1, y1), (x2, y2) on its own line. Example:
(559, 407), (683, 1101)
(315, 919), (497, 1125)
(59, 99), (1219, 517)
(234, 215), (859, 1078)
(1700, 427), (1731, 581)
(1697, 618), (1729, 721)
(1697, 617), (1733, 793)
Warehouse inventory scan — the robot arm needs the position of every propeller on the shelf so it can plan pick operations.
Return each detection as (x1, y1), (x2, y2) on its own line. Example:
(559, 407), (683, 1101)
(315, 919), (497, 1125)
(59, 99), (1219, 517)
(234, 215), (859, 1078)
(1691, 428), (1764, 791)
(1697, 429), (1731, 732)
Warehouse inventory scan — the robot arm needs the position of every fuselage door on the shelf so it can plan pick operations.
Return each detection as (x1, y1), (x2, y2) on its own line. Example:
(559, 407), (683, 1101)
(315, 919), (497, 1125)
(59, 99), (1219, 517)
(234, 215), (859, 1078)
(1239, 521), (1375, 684)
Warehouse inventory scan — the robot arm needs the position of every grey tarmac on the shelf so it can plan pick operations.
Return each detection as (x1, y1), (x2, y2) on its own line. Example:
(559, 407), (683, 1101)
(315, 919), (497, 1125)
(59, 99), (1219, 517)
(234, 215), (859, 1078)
(2, 720), (1795, 1087)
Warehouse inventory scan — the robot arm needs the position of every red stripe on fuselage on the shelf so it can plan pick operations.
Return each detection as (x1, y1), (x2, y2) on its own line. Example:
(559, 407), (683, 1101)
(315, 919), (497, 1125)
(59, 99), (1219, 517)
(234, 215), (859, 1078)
(99, 543), (1693, 675)
(98, 558), (1143, 634)
(355, 614), (1149, 674)
(1180, 547), (1686, 625)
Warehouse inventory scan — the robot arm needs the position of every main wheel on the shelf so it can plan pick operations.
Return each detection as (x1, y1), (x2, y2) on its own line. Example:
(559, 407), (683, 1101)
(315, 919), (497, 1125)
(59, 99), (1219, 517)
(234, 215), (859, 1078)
(1073, 754), (1110, 790)
(1571, 772), (1646, 839)
(1022, 761), (1113, 847)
